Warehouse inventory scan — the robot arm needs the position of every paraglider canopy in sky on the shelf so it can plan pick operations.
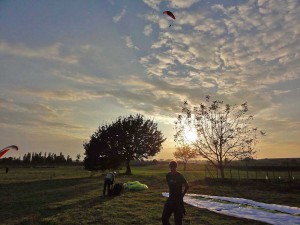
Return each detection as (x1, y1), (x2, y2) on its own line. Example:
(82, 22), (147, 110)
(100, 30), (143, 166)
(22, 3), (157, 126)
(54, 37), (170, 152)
(0, 145), (18, 158)
(163, 11), (175, 20)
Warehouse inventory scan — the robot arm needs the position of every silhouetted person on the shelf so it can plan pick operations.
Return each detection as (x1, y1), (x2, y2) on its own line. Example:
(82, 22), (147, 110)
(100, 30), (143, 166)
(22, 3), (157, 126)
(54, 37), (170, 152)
(103, 171), (116, 196)
(5, 167), (9, 173)
(162, 161), (189, 225)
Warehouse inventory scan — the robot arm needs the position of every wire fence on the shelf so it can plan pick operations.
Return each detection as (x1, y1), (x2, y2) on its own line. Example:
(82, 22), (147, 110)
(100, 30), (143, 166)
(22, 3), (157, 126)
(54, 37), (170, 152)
(204, 164), (300, 182)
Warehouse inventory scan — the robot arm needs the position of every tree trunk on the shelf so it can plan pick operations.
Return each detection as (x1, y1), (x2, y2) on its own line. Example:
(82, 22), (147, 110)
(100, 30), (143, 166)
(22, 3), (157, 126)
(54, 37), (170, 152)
(125, 160), (132, 175)
(183, 162), (186, 171)
(219, 164), (225, 179)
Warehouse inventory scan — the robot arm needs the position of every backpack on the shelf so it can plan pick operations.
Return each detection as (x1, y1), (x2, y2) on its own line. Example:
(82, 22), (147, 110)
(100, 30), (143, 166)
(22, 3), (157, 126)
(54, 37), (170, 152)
(110, 183), (123, 196)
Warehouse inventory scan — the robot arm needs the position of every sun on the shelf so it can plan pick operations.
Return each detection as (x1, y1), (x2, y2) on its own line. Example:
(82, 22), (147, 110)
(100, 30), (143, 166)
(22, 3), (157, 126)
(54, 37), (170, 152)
(184, 128), (197, 143)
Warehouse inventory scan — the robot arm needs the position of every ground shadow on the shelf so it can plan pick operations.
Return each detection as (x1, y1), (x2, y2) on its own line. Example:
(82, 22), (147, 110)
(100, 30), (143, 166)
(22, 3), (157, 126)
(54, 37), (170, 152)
(0, 176), (117, 224)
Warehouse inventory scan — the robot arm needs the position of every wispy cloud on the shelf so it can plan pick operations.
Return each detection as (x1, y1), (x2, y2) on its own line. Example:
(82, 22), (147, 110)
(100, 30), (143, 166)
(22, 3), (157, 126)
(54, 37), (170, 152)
(144, 24), (153, 36)
(0, 41), (78, 64)
(113, 8), (127, 23)
(124, 36), (140, 50)
(52, 70), (112, 85)
(168, 0), (200, 9)
(15, 88), (108, 101)
(0, 97), (86, 134)
(143, 0), (161, 11)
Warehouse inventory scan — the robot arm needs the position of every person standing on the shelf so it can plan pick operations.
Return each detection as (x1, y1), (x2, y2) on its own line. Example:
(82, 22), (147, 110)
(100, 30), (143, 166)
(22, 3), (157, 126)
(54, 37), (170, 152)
(103, 171), (116, 196)
(162, 161), (189, 225)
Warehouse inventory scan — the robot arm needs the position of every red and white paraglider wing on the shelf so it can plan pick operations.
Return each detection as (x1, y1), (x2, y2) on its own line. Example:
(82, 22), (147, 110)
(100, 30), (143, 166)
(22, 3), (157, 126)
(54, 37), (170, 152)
(163, 11), (176, 20)
(0, 145), (18, 158)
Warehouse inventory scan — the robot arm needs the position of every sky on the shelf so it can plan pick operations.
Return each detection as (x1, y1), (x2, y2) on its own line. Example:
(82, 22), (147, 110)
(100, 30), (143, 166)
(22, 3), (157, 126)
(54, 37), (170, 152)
(0, 0), (299, 160)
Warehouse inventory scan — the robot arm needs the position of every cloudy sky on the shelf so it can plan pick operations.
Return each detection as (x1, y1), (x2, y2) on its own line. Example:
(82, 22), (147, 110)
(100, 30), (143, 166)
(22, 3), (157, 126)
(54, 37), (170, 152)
(1, 0), (299, 160)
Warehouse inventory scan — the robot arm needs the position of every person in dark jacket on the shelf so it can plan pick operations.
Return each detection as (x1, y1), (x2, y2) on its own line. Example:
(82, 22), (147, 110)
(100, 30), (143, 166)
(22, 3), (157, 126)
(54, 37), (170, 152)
(162, 161), (189, 225)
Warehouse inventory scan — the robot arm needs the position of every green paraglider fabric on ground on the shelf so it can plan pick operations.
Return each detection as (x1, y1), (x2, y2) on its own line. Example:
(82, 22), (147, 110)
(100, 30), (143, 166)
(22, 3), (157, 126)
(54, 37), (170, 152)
(123, 181), (148, 191)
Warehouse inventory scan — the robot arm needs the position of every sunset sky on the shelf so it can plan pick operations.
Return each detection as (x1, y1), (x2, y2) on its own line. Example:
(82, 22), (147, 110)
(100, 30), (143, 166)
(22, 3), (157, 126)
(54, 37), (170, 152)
(1, 0), (299, 160)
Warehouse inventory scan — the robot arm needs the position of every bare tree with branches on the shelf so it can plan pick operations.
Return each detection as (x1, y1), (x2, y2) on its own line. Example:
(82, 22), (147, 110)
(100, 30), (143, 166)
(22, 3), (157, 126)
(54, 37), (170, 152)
(175, 96), (266, 179)
(173, 145), (198, 171)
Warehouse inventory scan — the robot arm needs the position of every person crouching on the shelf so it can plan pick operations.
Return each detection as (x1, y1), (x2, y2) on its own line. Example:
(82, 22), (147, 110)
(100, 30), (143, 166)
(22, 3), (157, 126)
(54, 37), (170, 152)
(103, 171), (116, 196)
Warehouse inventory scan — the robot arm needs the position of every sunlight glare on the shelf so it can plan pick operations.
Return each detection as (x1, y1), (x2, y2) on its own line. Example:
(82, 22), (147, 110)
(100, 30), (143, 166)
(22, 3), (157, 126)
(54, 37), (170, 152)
(184, 128), (197, 143)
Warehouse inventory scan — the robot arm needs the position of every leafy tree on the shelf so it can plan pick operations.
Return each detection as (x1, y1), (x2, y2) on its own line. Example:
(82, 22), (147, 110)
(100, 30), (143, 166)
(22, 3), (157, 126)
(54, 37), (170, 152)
(83, 123), (124, 171)
(173, 145), (198, 171)
(175, 96), (265, 179)
(76, 154), (81, 163)
(46, 153), (54, 164)
(23, 152), (31, 164)
(66, 155), (73, 164)
(52, 152), (66, 164)
(1, 151), (77, 166)
(84, 114), (166, 174)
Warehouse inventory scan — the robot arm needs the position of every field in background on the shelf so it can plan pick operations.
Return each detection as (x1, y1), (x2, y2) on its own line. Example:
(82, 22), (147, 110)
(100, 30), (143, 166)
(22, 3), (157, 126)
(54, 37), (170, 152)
(0, 164), (299, 225)
(204, 165), (300, 181)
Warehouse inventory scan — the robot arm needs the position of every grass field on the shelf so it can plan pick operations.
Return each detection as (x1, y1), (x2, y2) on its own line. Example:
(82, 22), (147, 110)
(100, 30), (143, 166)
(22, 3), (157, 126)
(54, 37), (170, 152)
(0, 164), (299, 225)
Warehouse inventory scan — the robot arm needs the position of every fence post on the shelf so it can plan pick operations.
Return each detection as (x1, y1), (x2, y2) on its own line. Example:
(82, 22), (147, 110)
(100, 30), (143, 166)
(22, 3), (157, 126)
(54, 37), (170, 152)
(287, 162), (291, 181)
(255, 164), (257, 180)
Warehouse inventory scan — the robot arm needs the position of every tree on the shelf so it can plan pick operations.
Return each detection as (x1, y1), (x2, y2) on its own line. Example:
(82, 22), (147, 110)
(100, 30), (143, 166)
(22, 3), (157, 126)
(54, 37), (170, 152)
(66, 155), (73, 164)
(76, 154), (81, 163)
(84, 114), (166, 174)
(175, 96), (265, 179)
(23, 152), (31, 164)
(173, 145), (198, 171)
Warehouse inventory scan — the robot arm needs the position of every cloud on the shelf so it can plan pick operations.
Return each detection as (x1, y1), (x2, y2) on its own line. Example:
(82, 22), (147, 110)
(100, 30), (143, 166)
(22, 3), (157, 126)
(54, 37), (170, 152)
(0, 97), (86, 135)
(142, 13), (169, 29)
(0, 41), (78, 64)
(0, 98), (56, 117)
(144, 24), (153, 36)
(124, 36), (140, 50)
(113, 8), (127, 23)
(2, 0), (300, 159)
(167, 0), (200, 9)
(136, 0), (300, 158)
(14, 72), (183, 118)
(143, 0), (161, 11)
(140, 0), (300, 96)
(52, 70), (112, 85)
(15, 88), (108, 101)
(10, 75), (163, 115)
(272, 89), (291, 96)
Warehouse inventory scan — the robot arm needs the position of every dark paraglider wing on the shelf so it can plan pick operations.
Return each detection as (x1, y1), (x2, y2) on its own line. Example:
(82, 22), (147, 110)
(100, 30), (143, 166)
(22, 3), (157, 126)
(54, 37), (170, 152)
(163, 11), (175, 20)
(0, 145), (18, 158)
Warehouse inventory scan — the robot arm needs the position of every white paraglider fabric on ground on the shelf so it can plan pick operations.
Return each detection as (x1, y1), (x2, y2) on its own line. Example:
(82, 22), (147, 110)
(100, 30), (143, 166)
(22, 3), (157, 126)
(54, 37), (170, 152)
(162, 193), (300, 225)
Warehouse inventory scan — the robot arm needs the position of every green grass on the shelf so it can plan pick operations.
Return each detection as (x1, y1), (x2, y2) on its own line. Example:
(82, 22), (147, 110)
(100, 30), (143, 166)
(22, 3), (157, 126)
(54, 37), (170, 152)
(0, 165), (299, 225)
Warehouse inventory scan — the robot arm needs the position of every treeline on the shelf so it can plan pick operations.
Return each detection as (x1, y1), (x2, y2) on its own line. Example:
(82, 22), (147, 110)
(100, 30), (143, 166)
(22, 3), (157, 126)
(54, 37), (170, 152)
(0, 152), (81, 166)
(229, 158), (300, 169)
